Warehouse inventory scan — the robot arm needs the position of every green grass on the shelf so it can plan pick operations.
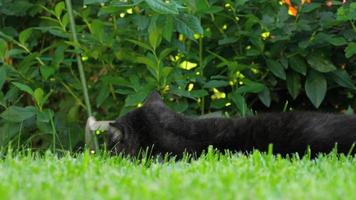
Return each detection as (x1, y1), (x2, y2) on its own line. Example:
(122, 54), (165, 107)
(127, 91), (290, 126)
(1, 150), (356, 200)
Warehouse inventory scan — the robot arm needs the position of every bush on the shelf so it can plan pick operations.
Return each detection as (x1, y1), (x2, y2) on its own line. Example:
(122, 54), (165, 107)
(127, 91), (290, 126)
(0, 0), (355, 150)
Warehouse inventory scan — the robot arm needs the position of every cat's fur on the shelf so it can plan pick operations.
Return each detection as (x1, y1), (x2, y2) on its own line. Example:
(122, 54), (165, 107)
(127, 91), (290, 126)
(108, 91), (356, 157)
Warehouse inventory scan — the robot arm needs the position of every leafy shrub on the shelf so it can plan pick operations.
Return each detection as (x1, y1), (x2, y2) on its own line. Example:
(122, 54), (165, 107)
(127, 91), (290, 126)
(0, 0), (355, 150)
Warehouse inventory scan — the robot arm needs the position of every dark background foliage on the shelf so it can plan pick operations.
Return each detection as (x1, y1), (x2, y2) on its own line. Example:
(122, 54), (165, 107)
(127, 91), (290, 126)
(0, 0), (355, 151)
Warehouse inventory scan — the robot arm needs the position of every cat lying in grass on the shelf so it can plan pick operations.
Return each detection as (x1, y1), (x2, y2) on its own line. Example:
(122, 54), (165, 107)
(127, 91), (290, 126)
(108, 91), (356, 157)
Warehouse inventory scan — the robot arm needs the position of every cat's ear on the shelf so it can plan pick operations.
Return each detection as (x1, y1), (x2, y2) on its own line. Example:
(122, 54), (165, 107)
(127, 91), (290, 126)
(144, 91), (164, 106)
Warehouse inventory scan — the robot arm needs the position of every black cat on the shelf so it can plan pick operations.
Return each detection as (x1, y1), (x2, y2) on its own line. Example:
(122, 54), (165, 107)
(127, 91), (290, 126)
(108, 91), (356, 157)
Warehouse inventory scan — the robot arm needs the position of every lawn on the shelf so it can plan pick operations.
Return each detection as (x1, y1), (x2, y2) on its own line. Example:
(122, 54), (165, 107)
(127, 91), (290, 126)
(0, 150), (356, 200)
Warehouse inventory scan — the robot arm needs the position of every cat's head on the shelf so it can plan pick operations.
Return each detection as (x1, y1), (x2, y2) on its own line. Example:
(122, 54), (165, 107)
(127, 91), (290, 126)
(107, 91), (167, 156)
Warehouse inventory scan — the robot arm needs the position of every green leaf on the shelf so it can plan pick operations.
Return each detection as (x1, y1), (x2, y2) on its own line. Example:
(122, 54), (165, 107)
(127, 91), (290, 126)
(98, 6), (121, 15)
(307, 55), (336, 73)
(125, 91), (149, 107)
(54, 1), (65, 17)
(218, 37), (238, 45)
(171, 88), (193, 99)
(162, 16), (174, 42)
(37, 109), (54, 123)
(250, 37), (264, 52)
(190, 89), (208, 98)
(145, 0), (179, 14)
(175, 14), (203, 40)
(84, 0), (108, 5)
(67, 105), (80, 122)
(330, 70), (356, 90)
(0, 1), (34, 16)
(53, 44), (65, 68)
(203, 80), (229, 88)
(126, 39), (153, 51)
(210, 99), (228, 110)
(90, 19), (105, 42)
(159, 48), (175, 60)
(136, 55), (158, 78)
(300, 3), (321, 13)
(231, 92), (249, 117)
(62, 13), (69, 28)
(0, 38), (7, 61)
(329, 37), (347, 46)
(236, 81), (265, 94)
(345, 43), (356, 58)
(12, 82), (34, 95)
(289, 56), (307, 75)
(207, 51), (244, 70)
(0, 66), (7, 90)
(266, 59), (286, 80)
(36, 109), (54, 133)
(286, 72), (301, 100)
(161, 67), (173, 82)
(96, 85), (110, 107)
(305, 70), (327, 108)
(337, 3), (356, 21)
(280, 57), (288, 69)
(258, 87), (271, 107)
(0, 106), (36, 122)
(148, 18), (162, 49)
(19, 28), (33, 45)
(34, 88), (44, 106)
(236, 0), (249, 6)
(195, 0), (209, 13)
(198, 5), (223, 14)
(40, 65), (55, 80)
(132, 15), (149, 30)
(168, 100), (188, 112)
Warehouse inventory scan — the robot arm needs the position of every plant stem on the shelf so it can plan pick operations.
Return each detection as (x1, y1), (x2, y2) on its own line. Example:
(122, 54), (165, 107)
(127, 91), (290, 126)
(153, 50), (161, 87)
(65, 0), (98, 150)
(199, 37), (205, 114)
(0, 31), (45, 66)
(60, 81), (86, 109)
(50, 117), (56, 152)
(350, 20), (356, 32)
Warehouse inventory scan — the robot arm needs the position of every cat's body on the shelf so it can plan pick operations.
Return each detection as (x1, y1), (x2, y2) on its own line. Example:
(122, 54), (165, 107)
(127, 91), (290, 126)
(108, 92), (356, 157)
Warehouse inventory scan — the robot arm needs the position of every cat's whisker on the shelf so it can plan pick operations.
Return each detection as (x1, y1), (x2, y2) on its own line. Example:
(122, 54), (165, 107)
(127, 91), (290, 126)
(110, 141), (121, 154)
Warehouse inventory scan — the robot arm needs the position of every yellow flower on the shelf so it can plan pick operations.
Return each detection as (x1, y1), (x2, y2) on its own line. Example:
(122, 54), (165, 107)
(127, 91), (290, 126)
(193, 34), (201, 39)
(179, 61), (198, 70)
(188, 83), (194, 92)
(211, 88), (226, 100)
(261, 32), (270, 40)
(81, 55), (88, 61)
(222, 24), (228, 30)
(162, 85), (170, 93)
(126, 8), (133, 14)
